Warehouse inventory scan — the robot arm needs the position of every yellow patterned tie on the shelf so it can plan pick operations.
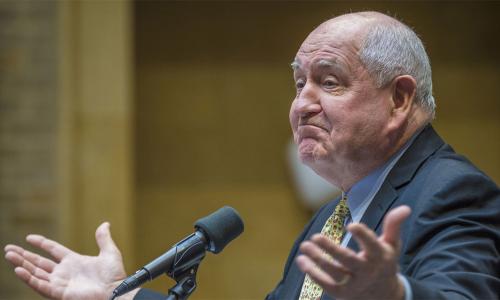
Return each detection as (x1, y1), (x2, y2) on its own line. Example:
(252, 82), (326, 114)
(298, 192), (350, 300)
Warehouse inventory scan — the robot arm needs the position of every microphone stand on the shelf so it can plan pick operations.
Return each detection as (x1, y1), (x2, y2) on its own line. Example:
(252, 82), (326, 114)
(165, 260), (202, 300)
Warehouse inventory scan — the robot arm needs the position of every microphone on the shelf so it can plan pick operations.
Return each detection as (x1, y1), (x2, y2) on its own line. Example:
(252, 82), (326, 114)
(110, 206), (244, 299)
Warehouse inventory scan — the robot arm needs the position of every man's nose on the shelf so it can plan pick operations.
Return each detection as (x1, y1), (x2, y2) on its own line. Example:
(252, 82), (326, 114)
(295, 82), (321, 118)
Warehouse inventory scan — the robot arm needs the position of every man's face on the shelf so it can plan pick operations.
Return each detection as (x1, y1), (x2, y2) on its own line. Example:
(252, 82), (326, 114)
(289, 19), (394, 183)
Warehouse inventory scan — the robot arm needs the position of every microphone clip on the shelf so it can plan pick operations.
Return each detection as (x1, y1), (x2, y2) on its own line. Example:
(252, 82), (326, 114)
(165, 232), (206, 300)
(165, 264), (200, 300)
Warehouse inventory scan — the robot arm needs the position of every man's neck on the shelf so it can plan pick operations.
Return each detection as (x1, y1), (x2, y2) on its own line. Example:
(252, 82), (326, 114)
(327, 122), (428, 191)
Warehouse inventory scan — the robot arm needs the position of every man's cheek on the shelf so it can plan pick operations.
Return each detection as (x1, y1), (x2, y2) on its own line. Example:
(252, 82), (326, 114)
(289, 111), (298, 129)
(293, 132), (300, 144)
(289, 101), (299, 124)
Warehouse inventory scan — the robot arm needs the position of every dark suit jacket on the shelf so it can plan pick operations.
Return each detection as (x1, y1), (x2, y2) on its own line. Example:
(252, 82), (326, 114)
(266, 125), (500, 300)
(135, 126), (500, 299)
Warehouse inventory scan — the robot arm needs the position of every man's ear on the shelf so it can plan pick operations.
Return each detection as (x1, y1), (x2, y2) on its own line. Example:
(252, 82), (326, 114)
(386, 75), (417, 133)
(392, 75), (417, 115)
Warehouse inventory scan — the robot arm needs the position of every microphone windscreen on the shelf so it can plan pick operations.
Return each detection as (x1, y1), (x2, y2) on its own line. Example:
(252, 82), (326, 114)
(194, 206), (244, 254)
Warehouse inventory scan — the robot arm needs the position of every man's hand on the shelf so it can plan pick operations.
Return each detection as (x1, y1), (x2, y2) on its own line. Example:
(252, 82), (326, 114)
(4, 222), (138, 300)
(296, 205), (411, 300)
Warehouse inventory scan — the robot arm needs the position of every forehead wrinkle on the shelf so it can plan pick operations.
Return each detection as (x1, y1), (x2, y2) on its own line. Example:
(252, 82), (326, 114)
(313, 57), (350, 76)
(297, 43), (354, 67)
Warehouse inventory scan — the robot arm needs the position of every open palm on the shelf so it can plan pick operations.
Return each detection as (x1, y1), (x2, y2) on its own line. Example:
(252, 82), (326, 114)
(4, 222), (129, 300)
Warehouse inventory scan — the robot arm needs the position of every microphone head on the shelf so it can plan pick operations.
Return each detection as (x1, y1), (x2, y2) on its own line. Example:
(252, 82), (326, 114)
(194, 206), (244, 254)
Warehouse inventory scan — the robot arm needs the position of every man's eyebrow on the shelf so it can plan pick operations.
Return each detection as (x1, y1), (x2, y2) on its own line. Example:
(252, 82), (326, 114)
(290, 60), (301, 70)
(315, 58), (349, 76)
(290, 59), (348, 74)
(317, 59), (336, 68)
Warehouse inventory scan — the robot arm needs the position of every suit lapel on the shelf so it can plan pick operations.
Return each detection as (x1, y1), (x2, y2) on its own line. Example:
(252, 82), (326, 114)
(346, 182), (398, 251)
(346, 125), (444, 251)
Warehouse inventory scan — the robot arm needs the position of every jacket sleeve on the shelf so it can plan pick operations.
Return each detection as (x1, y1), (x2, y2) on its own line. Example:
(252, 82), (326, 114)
(400, 161), (500, 300)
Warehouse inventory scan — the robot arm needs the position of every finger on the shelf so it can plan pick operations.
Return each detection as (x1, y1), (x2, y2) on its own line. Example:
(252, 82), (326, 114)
(5, 246), (29, 267)
(5, 244), (56, 273)
(5, 244), (23, 255)
(381, 206), (411, 247)
(26, 235), (72, 262)
(311, 234), (362, 271)
(14, 267), (59, 299)
(296, 255), (337, 287)
(299, 240), (351, 282)
(296, 255), (347, 294)
(5, 248), (21, 267)
(5, 244), (17, 252)
(96, 222), (121, 258)
(5, 251), (51, 281)
(348, 223), (384, 258)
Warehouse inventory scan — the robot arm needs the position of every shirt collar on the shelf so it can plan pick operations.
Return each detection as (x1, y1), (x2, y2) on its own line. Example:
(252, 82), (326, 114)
(345, 129), (423, 218)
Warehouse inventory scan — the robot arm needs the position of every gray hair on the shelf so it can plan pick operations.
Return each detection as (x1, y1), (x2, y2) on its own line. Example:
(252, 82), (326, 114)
(359, 21), (436, 119)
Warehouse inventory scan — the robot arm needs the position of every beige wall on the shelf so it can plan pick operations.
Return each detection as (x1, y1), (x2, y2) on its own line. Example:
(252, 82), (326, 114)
(58, 0), (134, 270)
(134, 2), (499, 299)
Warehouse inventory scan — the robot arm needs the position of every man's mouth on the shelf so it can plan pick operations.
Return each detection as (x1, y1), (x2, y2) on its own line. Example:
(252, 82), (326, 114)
(299, 123), (329, 131)
(298, 118), (330, 131)
(296, 124), (328, 143)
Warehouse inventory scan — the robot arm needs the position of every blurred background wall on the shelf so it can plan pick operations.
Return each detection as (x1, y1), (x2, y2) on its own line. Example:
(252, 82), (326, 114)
(0, 1), (134, 299)
(0, 2), (60, 298)
(1, 1), (499, 299)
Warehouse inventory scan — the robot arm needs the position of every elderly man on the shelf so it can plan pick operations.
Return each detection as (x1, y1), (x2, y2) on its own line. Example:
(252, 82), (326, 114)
(4, 11), (500, 300)
(266, 11), (500, 300)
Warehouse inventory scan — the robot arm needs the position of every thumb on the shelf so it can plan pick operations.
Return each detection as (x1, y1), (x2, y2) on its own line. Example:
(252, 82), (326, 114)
(381, 205), (411, 247)
(95, 222), (121, 257)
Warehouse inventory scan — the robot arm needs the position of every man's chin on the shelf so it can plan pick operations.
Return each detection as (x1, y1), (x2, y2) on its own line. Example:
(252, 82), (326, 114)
(298, 138), (317, 152)
(298, 144), (325, 165)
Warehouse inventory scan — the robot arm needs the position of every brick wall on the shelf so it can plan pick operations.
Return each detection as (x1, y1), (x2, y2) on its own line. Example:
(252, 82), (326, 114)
(0, 1), (58, 299)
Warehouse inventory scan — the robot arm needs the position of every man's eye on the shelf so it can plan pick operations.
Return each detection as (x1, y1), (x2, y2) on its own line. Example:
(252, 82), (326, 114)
(295, 80), (305, 90)
(323, 79), (338, 88)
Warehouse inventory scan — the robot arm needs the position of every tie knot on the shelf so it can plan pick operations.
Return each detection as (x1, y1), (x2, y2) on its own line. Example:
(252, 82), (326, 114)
(336, 192), (350, 220)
